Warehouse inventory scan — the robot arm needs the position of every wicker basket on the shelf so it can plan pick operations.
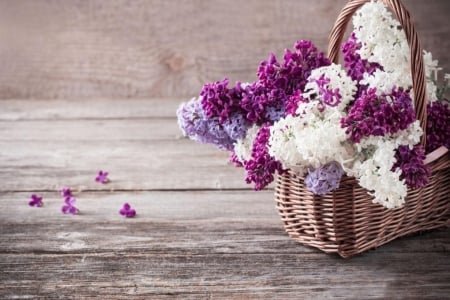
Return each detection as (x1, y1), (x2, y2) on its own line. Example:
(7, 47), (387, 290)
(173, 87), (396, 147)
(274, 0), (450, 258)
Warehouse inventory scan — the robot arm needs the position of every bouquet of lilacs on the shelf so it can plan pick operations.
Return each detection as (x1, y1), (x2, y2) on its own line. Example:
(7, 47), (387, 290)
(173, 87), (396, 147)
(177, 2), (449, 209)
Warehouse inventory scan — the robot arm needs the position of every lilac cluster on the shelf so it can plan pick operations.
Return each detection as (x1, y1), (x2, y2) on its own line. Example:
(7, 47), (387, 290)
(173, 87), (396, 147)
(341, 87), (415, 143)
(177, 40), (329, 189)
(244, 125), (285, 190)
(392, 145), (430, 189)
(249, 41), (330, 122)
(342, 33), (382, 82)
(426, 101), (450, 153)
(304, 162), (344, 195)
(177, 97), (246, 151)
(200, 78), (244, 123)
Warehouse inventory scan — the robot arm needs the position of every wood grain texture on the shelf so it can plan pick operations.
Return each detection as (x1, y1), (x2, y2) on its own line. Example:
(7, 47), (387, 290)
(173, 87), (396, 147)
(1, 191), (449, 299)
(0, 0), (449, 99)
(1, 97), (450, 299)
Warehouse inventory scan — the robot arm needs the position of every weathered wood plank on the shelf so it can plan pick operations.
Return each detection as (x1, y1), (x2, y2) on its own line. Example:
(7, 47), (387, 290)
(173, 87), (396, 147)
(0, 138), (253, 191)
(1, 192), (449, 299)
(1, 191), (448, 255)
(0, 0), (448, 99)
(0, 98), (181, 120)
(1, 251), (449, 299)
(0, 99), (269, 191)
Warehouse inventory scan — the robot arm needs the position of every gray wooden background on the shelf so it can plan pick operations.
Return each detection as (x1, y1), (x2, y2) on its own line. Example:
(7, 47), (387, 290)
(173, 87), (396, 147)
(0, 0), (449, 100)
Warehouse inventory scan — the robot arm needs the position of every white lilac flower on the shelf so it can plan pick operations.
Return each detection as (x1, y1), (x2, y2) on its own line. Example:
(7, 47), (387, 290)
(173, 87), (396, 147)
(269, 102), (352, 174)
(352, 140), (407, 208)
(233, 124), (260, 164)
(268, 115), (306, 174)
(423, 51), (441, 102)
(353, 2), (412, 94)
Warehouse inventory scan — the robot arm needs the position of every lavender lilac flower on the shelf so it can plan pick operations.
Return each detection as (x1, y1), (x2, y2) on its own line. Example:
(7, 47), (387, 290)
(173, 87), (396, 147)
(392, 145), (430, 189)
(177, 98), (247, 151)
(304, 162), (344, 195)
(341, 87), (415, 143)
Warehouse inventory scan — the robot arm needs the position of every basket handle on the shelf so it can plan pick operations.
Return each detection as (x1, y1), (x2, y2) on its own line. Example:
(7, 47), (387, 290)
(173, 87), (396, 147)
(327, 0), (427, 147)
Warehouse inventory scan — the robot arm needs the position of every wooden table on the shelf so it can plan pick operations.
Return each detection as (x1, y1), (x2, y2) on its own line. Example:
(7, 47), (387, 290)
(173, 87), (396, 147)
(0, 98), (449, 299)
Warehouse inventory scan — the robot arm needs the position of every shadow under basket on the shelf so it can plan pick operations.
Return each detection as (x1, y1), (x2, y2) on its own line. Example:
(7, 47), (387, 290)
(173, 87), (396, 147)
(274, 147), (450, 258)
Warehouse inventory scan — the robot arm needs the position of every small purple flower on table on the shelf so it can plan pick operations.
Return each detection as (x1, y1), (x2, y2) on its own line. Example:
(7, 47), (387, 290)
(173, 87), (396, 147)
(305, 161), (344, 195)
(28, 194), (43, 207)
(60, 187), (72, 198)
(95, 170), (109, 184)
(61, 197), (79, 215)
(119, 203), (136, 218)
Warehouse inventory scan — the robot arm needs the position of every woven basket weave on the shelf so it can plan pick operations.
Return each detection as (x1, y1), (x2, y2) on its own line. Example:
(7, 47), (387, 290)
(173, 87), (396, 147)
(274, 0), (450, 258)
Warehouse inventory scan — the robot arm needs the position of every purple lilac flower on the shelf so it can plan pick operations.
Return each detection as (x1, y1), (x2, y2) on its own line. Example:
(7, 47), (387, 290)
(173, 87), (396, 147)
(341, 87), (415, 143)
(285, 91), (308, 116)
(304, 162), (344, 195)
(230, 152), (243, 167)
(392, 145), (430, 189)
(96, 170), (109, 184)
(313, 74), (342, 109)
(244, 125), (284, 190)
(61, 197), (79, 215)
(60, 187), (72, 198)
(177, 98), (239, 151)
(200, 78), (244, 123)
(28, 194), (43, 207)
(240, 82), (284, 124)
(342, 33), (382, 82)
(119, 203), (136, 218)
(246, 40), (330, 124)
(276, 40), (330, 93)
(426, 101), (450, 153)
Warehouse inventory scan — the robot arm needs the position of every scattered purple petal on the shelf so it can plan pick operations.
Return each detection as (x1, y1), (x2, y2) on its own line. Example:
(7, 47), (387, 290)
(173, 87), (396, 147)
(60, 187), (72, 198)
(61, 197), (79, 215)
(95, 170), (110, 184)
(28, 194), (43, 207)
(119, 203), (136, 218)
